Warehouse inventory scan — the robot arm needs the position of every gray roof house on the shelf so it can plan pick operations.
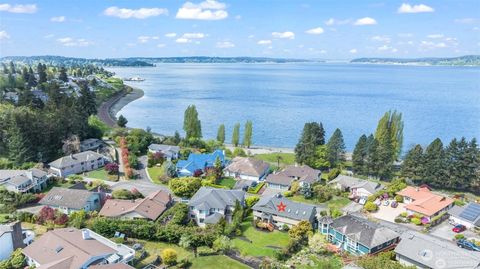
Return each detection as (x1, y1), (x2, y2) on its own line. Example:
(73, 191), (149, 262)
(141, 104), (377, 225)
(329, 175), (384, 198)
(49, 151), (107, 177)
(0, 168), (48, 193)
(449, 202), (480, 229)
(319, 214), (399, 255)
(395, 231), (480, 269)
(252, 194), (317, 229)
(224, 157), (270, 182)
(188, 187), (245, 227)
(40, 187), (102, 214)
(80, 138), (105, 152)
(266, 164), (321, 190)
(148, 144), (180, 161)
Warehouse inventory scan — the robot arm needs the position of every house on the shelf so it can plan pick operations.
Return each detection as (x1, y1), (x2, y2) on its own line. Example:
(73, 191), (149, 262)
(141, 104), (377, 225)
(397, 186), (454, 221)
(80, 138), (105, 152)
(448, 202), (480, 229)
(22, 228), (135, 269)
(49, 150), (108, 177)
(266, 165), (321, 190)
(0, 222), (34, 261)
(0, 168), (48, 193)
(99, 190), (172, 220)
(252, 194), (317, 229)
(148, 144), (180, 161)
(31, 90), (49, 103)
(188, 187), (245, 227)
(395, 231), (480, 269)
(319, 214), (399, 255)
(224, 157), (270, 182)
(40, 187), (101, 214)
(329, 175), (384, 201)
(176, 150), (226, 177)
(3, 92), (19, 103)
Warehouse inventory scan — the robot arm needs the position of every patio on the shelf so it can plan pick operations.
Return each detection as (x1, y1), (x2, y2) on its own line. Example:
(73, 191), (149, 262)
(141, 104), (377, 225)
(371, 201), (406, 223)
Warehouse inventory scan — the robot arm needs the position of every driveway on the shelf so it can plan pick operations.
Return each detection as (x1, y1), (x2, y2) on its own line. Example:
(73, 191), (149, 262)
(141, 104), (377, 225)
(261, 187), (282, 197)
(430, 221), (480, 242)
(134, 155), (149, 182)
(371, 201), (406, 223)
(111, 180), (172, 196)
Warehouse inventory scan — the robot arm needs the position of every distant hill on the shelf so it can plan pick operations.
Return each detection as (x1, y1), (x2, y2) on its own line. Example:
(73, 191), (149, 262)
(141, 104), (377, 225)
(128, 56), (312, 63)
(0, 55), (154, 67)
(351, 55), (480, 66)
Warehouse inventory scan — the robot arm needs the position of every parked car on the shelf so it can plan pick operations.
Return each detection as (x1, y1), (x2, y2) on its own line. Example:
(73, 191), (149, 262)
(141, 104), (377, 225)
(452, 224), (467, 233)
(457, 239), (480, 251)
(391, 201), (398, 208)
(383, 200), (390, 206)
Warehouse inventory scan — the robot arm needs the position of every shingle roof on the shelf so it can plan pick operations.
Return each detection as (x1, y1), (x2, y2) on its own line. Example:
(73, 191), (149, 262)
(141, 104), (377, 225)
(224, 157), (270, 177)
(188, 187), (245, 209)
(397, 186), (454, 217)
(330, 215), (399, 248)
(252, 195), (316, 221)
(177, 150), (225, 174)
(280, 165), (321, 184)
(265, 173), (295, 186)
(148, 144), (180, 153)
(99, 190), (171, 220)
(449, 203), (480, 226)
(49, 151), (106, 169)
(40, 187), (99, 210)
(395, 231), (480, 269)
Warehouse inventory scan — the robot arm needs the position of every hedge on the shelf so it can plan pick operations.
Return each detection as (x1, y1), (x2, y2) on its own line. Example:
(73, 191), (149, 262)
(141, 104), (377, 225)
(247, 182), (265, 194)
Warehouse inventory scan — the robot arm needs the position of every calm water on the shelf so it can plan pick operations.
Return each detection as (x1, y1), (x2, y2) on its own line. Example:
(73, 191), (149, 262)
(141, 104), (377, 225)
(108, 63), (480, 152)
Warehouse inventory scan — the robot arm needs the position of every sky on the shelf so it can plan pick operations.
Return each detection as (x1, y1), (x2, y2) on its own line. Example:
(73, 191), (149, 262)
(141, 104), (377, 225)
(0, 0), (479, 59)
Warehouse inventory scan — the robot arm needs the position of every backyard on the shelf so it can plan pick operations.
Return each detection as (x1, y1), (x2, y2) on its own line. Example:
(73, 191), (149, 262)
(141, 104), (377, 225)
(232, 215), (290, 258)
(254, 153), (295, 167)
(85, 168), (111, 181)
(217, 177), (236, 189)
(147, 164), (166, 184)
(290, 195), (350, 210)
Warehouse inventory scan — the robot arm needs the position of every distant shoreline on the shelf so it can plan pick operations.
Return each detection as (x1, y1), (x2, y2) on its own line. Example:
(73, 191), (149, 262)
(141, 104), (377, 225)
(97, 86), (144, 127)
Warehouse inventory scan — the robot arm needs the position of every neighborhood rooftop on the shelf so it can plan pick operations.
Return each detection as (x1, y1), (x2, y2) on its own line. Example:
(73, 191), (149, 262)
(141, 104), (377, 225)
(252, 195), (316, 221)
(49, 150), (105, 169)
(188, 187), (245, 210)
(148, 144), (180, 153)
(225, 157), (270, 177)
(40, 187), (99, 210)
(397, 186), (454, 216)
(280, 165), (321, 184)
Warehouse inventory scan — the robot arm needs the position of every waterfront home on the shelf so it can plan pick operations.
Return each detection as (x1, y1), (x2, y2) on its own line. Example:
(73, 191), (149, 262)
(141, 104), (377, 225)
(80, 138), (105, 152)
(395, 231), (480, 268)
(99, 190), (172, 220)
(448, 202), (480, 229)
(176, 149), (226, 177)
(319, 214), (399, 255)
(266, 164), (321, 190)
(40, 187), (101, 214)
(148, 144), (180, 161)
(329, 175), (384, 201)
(252, 194), (317, 229)
(224, 157), (270, 182)
(22, 228), (135, 269)
(397, 186), (454, 221)
(0, 168), (48, 193)
(49, 150), (108, 177)
(0, 222), (34, 261)
(188, 187), (245, 227)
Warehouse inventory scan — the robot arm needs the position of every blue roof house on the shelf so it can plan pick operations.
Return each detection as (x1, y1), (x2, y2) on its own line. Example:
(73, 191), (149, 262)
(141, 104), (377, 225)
(176, 150), (226, 177)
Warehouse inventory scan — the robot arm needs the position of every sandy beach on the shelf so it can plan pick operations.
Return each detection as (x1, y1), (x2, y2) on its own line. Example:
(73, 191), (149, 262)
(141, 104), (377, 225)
(225, 144), (294, 155)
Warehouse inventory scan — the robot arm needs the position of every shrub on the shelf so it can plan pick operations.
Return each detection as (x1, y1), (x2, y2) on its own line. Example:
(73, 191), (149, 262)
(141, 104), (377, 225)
(247, 182), (265, 194)
(283, 191), (293, 197)
(112, 189), (142, 200)
(161, 248), (177, 266)
(364, 201), (378, 212)
(454, 234), (465, 240)
(113, 237), (125, 244)
(400, 212), (408, 218)
(169, 177), (202, 198)
(395, 195), (403, 203)
(394, 217), (403, 223)
(411, 218), (422, 225)
(327, 168), (341, 181)
(281, 224), (290, 232)
(245, 196), (260, 208)
(232, 147), (247, 157)
(454, 199), (466, 206)
(104, 162), (119, 175)
(213, 235), (232, 253)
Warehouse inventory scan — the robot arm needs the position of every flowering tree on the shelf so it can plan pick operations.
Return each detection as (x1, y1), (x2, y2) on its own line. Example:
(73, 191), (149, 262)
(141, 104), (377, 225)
(104, 163), (119, 175)
(37, 206), (55, 224)
(193, 169), (203, 177)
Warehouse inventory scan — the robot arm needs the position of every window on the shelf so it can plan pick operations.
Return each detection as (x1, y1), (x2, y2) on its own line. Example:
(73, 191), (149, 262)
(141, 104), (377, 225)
(199, 218), (204, 223)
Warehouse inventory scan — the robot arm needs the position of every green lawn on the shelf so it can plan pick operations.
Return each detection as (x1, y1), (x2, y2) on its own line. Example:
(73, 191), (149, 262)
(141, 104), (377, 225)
(254, 153), (295, 166)
(290, 195), (351, 210)
(189, 255), (249, 269)
(85, 168), (110, 180)
(290, 195), (318, 205)
(217, 177), (236, 189)
(232, 216), (290, 258)
(147, 164), (166, 184)
(0, 214), (13, 224)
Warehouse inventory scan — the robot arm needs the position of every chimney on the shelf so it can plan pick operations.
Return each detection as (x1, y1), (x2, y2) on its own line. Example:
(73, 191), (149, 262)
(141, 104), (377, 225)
(82, 229), (91, 240)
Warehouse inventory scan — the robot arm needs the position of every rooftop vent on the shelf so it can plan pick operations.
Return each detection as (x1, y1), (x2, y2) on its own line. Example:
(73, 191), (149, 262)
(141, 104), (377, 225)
(82, 229), (91, 240)
(55, 246), (63, 253)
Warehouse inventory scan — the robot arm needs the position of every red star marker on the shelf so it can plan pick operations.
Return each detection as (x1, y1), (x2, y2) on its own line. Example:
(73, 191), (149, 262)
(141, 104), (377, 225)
(277, 202), (287, 212)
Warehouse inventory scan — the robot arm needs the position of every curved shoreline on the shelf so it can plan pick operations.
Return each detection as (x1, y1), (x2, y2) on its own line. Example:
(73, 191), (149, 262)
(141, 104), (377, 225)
(97, 86), (144, 127)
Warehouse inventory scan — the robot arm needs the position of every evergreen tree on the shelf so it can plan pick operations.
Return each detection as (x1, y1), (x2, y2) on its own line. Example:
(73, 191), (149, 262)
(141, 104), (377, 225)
(6, 126), (32, 165)
(311, 145), (330, 170)
(59, 66), (68, 82)
(22, 66), (29, 82)
(365, 135), (379, 177)
(401, 144), (425, 180)
(352, 134), (368, 174)
(375, 110), (403, 160)
(77, 82), (96, 115)
(423, 138), (446, 187)
(232, 123), (240, 147)
(294, 122), (325, 164)
(173, 131), (181, 145)
(243, 120), (253, 148)
(183, 105), (202, 139)
(27, 67), (37, 87)
(9, 61), (16, 74)
(37, 63), (47, 83)
(217, 124), (225, 144)
(117, 115), (128, 128)
(326, 128), (346, 167)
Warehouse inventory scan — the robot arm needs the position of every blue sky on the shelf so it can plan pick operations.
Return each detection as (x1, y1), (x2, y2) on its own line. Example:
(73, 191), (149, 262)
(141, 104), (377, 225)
(0, 0), (479, 59)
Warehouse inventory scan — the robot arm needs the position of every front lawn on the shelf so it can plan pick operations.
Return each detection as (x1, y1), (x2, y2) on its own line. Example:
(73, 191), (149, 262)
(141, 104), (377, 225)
(232, 215), (290, 258)
(147, 164), (166, 184)
(189, 255), (249, 269)
(290, 195), (350, 210)
(217, 177), (236, 189)
(254, 153), (295, 166)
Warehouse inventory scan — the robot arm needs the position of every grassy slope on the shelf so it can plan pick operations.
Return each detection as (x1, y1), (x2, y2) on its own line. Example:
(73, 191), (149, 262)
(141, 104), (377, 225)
(254, 153), (295, 166)
(217, 177), (236, 189)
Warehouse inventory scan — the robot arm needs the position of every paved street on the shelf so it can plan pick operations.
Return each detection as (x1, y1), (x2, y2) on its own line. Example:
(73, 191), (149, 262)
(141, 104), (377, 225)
(430, 221), (480, 242)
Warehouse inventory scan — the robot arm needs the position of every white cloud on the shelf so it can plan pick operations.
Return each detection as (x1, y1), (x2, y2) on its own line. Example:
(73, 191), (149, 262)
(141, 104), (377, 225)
(44, 34), (54, 39)
(272, 31), (295, 39)
(175, 37), (191, 43)
(397, 33), (413, 38)
(104, 6), (168, 19)
(247, 34), (255, 39)
(257, 40), (272, 45)
(157, 43), (166, 48)
(427, 34), (444, 39)
(56, 37), (93, 47)
(183, 33), (205, 39)
(305, 27), (324, 35)
(354, 17), (377, 26)
(325, 18), (350, 26)
(0, 30), (10, 40)
(454, 18), (476, 24)
(216, 41), (234, 48)
(349, 48), (357, 54)
(165, 33), (177, 38)
(176, 0), (228, 20)
(377, 45), (398, 52)
(50, 16), (66, 22)
(175, 32), (205, 44)
(398, 3), (434, 13)
(371, 35), (391, 43)
(0, 4), (37, 13)
(138, 36), (150, 43)
(420, 40), (448, 49)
